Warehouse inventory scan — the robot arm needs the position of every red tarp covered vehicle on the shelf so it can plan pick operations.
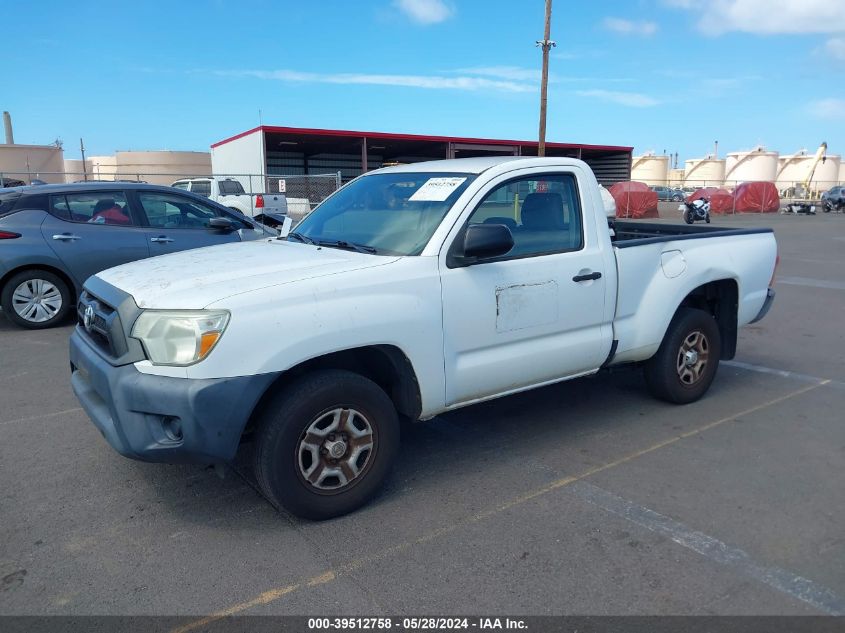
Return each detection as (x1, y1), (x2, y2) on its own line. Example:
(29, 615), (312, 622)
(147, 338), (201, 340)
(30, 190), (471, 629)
(609, 181), (659, 219)
(732, 181), (780, 213)
(687, 187), (735, 214)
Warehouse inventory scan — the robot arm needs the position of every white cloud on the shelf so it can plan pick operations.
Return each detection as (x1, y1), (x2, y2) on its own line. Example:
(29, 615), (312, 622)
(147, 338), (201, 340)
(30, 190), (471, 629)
(665, 0), (845, 34)
(807, 98), (845, 119)
(602, 17), (658, 36)
(215, 69), (532, 92)
(393, 0), (453, 25)
(575, 89), (660, 107)
(823, 37), (845, 61)
(455, 66), (540, 82)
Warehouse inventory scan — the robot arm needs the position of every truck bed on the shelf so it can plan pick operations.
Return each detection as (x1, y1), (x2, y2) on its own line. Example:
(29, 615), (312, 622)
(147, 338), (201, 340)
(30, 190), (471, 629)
(611, 221), (772, 248)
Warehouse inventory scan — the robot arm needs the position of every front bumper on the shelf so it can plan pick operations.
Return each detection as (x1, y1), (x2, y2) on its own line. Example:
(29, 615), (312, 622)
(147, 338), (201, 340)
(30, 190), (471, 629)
(69, 328), (277, 464)
(749, 288), (775, 324)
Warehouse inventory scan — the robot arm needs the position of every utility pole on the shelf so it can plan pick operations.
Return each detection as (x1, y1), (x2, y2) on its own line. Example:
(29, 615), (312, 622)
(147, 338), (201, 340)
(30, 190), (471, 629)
(536, 0), (555, 157)
(80, 138), (88, 182)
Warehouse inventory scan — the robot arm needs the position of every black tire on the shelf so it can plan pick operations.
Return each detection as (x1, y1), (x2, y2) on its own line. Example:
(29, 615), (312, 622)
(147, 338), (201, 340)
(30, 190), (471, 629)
(673, 194), (683, 201)
(644, 307), (721, 404)
(1, 269), (72, 329)
(253, 369), (399, 520)
(705, 215), (711, 223)
(684, 210), (694, 224)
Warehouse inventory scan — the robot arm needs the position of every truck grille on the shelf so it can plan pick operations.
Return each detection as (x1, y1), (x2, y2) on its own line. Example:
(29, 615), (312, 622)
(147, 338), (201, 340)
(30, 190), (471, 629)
(77, 291), (128, 358)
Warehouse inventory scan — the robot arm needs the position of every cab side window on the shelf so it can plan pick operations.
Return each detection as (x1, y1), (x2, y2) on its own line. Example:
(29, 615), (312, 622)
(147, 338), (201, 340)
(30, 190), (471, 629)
(191, 181), (212, 197)
(465, 174), (583, 258)
(49, 192), (133, 225)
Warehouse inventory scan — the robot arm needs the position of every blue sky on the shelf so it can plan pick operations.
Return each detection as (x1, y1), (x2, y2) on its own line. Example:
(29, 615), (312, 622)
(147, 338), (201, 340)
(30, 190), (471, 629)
(3, 0), (844, 161)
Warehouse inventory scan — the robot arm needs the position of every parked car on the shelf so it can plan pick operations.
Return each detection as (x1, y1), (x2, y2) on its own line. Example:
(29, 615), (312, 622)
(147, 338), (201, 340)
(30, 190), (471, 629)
(0, 182), (275, 329)
(69, 156), (778, 520)
(651, 185), (685, 201)
(1, 177), (26, 188)
(171, 177), (287, 220)
(821, 185), (845, 212)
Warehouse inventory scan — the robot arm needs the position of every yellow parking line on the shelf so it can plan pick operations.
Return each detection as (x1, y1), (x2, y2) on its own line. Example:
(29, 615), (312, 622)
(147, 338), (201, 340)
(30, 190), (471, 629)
(172, 380), (826, 631)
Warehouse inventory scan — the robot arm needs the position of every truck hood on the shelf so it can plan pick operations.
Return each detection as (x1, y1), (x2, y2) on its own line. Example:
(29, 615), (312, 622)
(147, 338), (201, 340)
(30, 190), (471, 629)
(95, 240), (399, 309)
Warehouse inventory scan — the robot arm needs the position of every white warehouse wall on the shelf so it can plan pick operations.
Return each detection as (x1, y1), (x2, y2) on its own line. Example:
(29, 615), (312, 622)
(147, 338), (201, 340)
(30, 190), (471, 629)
(210, 129), (266, 194)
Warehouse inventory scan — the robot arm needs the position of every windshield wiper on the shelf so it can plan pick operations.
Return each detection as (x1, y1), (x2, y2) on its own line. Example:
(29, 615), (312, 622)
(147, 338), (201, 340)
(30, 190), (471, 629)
(287, 231), (317, 245)
(317, 239), (378, 255)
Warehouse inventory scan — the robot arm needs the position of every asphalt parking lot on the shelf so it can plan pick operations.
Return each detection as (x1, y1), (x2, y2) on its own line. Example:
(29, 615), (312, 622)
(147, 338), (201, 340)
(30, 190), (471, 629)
(1, 209), (844, 619)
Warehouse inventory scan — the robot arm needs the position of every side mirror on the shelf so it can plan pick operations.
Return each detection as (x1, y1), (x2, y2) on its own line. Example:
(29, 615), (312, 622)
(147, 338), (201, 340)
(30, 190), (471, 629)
(462, 223), (514, 260)
(208, 217), (237, 232)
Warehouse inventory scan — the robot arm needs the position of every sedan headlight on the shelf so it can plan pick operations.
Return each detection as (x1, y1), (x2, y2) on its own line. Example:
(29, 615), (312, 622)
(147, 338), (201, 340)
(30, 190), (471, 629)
(131, 310), (230, 366)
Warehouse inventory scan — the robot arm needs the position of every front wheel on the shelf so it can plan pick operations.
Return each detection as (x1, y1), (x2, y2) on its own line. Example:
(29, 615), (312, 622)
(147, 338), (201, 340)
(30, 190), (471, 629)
(253, 369), (400, 520)
(1, 269), (72, 329)
(684, 210), (695, 224)
(644, 307), (721, 404)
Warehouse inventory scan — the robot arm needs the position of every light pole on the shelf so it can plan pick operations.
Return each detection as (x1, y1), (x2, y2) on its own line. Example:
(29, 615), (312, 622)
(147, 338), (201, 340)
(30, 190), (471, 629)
(537, 0), (555, 157)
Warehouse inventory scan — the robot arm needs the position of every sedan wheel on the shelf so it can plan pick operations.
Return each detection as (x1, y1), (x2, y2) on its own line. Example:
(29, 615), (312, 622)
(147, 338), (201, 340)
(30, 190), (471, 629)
(12, 278), (64, 323)
(1, 269), (72, 329)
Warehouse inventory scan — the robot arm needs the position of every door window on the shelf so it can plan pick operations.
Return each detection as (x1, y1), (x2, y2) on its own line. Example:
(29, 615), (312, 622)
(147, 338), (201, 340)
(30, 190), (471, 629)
(137, 192), (243, 229)
(49, 192), (133, 225)
(463, 174), (583, 258)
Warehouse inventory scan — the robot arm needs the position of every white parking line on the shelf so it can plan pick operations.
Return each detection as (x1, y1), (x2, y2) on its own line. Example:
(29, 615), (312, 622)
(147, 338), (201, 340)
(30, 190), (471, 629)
(0, 407), (84, 427)
(724, 360), (845, 389)
(778, 276), (845, 291)
(572, 481), (845, 615)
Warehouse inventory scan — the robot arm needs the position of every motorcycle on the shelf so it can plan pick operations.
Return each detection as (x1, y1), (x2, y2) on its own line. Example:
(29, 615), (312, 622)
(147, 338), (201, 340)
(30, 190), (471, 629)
(680, 198), (711, 224)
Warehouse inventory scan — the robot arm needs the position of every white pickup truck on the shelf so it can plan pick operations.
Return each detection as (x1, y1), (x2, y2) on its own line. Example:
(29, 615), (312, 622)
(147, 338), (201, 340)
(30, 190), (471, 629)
(71, 157), (777, 519)
(171, 177), (287, 220)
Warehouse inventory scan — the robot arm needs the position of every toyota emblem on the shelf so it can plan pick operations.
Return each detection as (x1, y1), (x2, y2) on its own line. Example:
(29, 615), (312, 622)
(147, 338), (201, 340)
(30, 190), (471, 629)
(83, 304), (95, 330)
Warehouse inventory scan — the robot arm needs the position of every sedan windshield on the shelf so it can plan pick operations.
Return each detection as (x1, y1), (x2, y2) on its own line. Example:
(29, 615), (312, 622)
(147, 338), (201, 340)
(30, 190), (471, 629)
(290, 172), (475, 255)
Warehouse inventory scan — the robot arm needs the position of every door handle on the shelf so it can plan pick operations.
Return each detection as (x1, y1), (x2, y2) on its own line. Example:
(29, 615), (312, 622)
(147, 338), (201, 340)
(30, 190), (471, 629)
(52, 233), (81, 241)
(572, 271), (602, 282)
(150, 236), (174, 243)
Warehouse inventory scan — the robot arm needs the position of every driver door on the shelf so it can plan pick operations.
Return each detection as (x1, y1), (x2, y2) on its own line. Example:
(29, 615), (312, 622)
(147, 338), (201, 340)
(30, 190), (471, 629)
(132, 190), (243, 255)
(438, 168), (614, 406)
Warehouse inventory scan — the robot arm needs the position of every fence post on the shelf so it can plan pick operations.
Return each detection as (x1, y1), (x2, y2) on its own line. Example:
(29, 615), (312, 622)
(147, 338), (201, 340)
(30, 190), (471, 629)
(336, 171), (342, 190)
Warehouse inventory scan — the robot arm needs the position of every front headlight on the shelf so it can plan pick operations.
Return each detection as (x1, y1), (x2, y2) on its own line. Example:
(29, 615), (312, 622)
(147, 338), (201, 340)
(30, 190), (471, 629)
(131, 310), (230, 366)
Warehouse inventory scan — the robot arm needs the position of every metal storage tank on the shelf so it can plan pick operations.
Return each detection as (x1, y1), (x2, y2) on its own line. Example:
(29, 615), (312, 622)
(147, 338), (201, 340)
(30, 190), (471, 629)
(631, 153), (670, 186)
(80, 151), (211, 185)
(63, 159), (92, 182)
(0, 144), (65, 183)
(667, 168), (684, 186)
(777, 150), (841, 193)
(724, 147), (778, 185)
(683, 157), (726, 188)
(840, 162), (845, 184)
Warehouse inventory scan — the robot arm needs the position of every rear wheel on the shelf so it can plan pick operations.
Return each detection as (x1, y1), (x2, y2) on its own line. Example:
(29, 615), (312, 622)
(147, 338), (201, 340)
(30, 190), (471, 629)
(253, 369), (400, 520)
(1, 269), (72, 329)
(644, 307), (721, 404)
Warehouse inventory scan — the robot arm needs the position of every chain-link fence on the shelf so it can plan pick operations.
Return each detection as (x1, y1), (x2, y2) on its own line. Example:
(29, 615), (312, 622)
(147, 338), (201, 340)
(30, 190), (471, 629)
(264, 173), (342, 220)
(0, 170), (343, 221)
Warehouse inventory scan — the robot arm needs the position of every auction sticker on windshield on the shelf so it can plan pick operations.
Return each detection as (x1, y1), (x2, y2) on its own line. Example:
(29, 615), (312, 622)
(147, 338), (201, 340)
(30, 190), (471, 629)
(409, 177), (467, 202)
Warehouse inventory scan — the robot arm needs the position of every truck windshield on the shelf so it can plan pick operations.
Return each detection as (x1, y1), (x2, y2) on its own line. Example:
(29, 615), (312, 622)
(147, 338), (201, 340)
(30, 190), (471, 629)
(291, 172), (475, 255)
